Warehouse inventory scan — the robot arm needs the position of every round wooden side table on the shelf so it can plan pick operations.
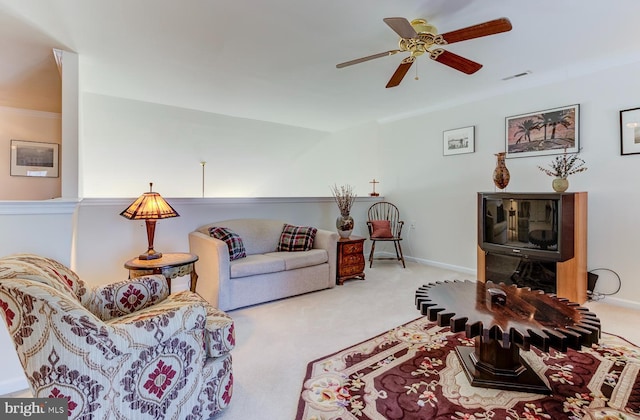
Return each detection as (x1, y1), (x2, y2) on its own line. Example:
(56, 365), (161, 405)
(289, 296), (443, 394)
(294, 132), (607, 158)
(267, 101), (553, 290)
(124, 252), (199, 293)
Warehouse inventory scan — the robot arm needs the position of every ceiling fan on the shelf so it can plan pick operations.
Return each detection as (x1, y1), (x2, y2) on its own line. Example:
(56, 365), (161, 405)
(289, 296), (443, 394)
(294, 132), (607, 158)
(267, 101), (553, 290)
(336, 17), (512, 88)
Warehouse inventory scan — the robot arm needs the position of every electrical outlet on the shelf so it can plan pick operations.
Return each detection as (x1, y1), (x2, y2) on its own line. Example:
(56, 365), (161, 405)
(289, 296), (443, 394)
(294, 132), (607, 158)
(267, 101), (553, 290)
(410, 220), (416, 230)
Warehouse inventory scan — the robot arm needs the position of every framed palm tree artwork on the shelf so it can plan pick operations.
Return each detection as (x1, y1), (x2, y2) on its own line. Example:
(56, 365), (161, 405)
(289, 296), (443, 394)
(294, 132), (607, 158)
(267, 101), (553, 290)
(505, 104), (580, 158)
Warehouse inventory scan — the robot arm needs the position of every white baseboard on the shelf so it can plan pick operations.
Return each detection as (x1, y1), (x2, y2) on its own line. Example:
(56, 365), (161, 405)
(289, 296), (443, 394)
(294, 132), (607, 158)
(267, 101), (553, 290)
(594, 295), (640, 310)
(405, 255), (476, 277)
(375, 252), (477, 277)
(0, 375), (28, 396)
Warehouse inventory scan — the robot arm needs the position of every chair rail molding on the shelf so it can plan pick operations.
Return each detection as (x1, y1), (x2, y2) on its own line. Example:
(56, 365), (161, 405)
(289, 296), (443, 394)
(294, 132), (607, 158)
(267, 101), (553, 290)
(0, 199), (80, 215)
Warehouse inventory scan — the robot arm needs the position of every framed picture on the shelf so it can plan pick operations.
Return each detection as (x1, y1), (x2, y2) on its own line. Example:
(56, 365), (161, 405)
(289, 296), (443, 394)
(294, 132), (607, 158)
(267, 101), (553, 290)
(505, 104), (579, 158)
(443, 126), (475, 156)
(10, 140), (59, 177)
(620, 107), (640, 155)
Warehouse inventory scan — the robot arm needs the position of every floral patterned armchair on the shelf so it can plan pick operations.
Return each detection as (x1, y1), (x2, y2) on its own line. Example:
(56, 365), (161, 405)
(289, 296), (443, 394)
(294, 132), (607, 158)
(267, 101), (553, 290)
(0, 254), (234, 419)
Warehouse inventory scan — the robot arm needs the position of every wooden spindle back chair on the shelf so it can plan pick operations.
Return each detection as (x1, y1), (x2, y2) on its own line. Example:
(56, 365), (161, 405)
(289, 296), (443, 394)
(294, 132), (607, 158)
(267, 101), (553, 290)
(366, 201), (405, 268)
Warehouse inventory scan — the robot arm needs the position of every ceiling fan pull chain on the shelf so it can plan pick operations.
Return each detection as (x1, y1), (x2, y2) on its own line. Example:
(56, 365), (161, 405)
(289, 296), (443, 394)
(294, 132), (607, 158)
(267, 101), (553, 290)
(415, 60), (419, 81)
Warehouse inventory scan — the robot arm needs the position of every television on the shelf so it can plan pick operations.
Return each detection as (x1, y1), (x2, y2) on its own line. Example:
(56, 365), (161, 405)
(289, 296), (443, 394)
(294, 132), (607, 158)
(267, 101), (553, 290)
(478, 192), (575, 262)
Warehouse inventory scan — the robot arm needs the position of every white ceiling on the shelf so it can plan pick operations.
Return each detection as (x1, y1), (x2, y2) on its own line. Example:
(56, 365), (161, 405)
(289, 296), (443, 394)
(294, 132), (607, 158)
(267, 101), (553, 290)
(2, 0), (640, 131)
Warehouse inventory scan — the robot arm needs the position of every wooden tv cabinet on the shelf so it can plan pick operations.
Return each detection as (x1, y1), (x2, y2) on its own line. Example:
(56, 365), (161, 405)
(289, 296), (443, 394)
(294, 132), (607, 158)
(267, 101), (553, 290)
(477, 192), (588, 304)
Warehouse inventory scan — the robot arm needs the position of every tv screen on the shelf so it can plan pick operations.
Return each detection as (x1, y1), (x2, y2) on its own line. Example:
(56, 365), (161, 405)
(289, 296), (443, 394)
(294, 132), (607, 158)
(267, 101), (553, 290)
(478, 192), (575, 262)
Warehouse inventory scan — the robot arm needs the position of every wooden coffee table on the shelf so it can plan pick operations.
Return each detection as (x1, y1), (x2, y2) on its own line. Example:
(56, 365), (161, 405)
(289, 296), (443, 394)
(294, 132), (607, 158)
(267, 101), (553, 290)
(415, 280), (600, 394)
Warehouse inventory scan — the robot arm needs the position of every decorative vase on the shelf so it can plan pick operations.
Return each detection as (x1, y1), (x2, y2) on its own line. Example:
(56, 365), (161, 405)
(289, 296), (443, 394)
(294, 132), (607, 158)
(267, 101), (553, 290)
(336, 214), (354, 238)
(552, 177), (569, 192)
(492, 152), (510, 190)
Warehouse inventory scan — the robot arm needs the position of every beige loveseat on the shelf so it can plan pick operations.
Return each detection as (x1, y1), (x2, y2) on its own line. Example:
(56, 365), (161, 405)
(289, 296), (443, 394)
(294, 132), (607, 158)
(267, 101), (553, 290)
(189, 219), (338, 311)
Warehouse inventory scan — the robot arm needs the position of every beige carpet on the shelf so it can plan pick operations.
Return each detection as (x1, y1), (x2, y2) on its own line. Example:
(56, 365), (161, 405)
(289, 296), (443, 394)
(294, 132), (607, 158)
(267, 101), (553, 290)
(4, 261), (640, 420)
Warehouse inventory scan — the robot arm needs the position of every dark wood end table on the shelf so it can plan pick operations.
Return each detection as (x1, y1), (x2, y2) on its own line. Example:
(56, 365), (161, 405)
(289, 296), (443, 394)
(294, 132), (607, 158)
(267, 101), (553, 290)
(336, 236), (366, 285)
(415, 280), (600, 394)
(125, 252), (199, 293)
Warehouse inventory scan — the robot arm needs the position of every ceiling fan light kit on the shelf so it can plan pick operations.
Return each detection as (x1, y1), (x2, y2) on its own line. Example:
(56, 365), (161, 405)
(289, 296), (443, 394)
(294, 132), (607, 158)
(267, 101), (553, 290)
(336, 16), (512, 88)
(409, 19), (437, 35)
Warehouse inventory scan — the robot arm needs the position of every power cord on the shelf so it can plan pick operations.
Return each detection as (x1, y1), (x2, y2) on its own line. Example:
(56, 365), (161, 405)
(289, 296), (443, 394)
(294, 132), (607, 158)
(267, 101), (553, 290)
(587, 268), (621, 301)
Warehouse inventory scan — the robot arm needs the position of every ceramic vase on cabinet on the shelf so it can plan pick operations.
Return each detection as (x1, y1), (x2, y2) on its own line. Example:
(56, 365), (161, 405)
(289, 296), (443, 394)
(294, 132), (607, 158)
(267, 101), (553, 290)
(552, 178), (569, 192)
(336, 214), (354, 238)
(493, 152), (510, 190)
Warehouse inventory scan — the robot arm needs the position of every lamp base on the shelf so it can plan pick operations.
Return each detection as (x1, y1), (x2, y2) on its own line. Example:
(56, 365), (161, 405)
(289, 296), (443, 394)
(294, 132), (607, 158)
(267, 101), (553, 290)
(137, 220), (163, 260)
(139, 251), (162, 260)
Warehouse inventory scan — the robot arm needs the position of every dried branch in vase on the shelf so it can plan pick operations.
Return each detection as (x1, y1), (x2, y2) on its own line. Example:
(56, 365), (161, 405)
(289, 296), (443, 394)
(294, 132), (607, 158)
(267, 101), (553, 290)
(537, 149), (587, 179)
(331, 184), (356, 216)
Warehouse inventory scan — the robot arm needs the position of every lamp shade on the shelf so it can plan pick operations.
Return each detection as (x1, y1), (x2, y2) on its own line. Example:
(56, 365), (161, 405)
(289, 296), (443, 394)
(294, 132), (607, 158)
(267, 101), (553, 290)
(120, 183), (179, 260)
(120, 191), (179, 220)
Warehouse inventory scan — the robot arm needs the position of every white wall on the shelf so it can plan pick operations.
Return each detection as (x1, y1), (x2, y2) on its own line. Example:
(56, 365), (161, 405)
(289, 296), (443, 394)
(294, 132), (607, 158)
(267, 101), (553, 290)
(375, 60), (640, 306)
(80, 93), (380, 198)
(61, 50), (79, 199)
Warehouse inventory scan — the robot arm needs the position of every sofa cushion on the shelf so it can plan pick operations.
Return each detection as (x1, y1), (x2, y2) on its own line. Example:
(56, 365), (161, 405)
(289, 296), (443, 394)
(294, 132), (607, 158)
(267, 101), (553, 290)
(277, 224), (317, 252)
(230, 254), (285, 278)
(209, 227), (246, 260)
(264, 249), (328, 270)
(370, 220), (393, 238)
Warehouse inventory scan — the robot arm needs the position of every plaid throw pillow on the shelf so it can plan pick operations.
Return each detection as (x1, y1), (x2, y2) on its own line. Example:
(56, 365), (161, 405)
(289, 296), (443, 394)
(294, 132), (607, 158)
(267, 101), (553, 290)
(209, 227), (246, 260)
(277, 224), (317, 252)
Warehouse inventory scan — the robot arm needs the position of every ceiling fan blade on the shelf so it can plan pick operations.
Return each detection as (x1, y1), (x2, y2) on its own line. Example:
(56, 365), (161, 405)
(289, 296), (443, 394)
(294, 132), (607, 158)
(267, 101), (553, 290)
(383, 17), (417, 39)
(386, 59), (414, 88)
(440, 17), (512, 44)
(431, 49), (483, 74)
(336, 50), (401, 68)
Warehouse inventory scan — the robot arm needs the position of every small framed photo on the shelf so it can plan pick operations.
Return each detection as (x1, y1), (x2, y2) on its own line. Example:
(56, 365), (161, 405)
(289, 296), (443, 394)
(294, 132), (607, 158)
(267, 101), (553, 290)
(10, 140), (59, 177)
(505, 104), (579, 158)
(443, 126), (475, 156)
(620, 107), (640, 155)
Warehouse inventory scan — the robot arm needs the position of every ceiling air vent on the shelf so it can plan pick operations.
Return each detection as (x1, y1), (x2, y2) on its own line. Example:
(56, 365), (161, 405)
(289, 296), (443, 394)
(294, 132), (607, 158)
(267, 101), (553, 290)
(502, 70), (532, 81)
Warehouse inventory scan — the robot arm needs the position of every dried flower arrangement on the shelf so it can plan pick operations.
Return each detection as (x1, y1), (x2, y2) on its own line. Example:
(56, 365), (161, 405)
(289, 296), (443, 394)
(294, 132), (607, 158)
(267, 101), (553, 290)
(537, 149), (587, 179)
(331, 184), (356, 216)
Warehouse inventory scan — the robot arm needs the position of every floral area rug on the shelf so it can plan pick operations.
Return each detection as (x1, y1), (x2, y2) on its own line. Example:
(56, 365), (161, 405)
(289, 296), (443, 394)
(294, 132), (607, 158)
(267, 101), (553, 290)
(296, 317), (640, 420)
